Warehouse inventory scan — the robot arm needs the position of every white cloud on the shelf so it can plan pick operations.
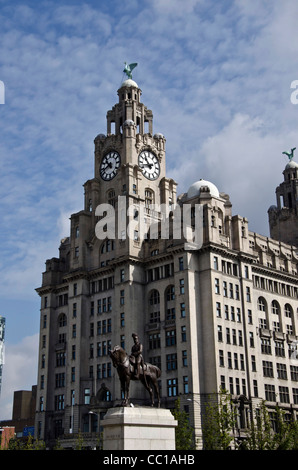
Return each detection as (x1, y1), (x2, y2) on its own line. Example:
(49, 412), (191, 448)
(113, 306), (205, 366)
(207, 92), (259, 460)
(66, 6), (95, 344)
(1, 0), (298, 351)
(0, 334), (39, 420)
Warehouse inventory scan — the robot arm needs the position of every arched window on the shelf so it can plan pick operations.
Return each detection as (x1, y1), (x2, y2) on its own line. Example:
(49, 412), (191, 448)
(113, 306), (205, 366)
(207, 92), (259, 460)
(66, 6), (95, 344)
(285, 304), (293, 318)
(145, 189), (154, 209)
(271, 300), (280, 315)
(257, 297), (267, 312)
(107, 189), (116, 207)
(149, 289), (160, 305)
(101, 239), (115, 253)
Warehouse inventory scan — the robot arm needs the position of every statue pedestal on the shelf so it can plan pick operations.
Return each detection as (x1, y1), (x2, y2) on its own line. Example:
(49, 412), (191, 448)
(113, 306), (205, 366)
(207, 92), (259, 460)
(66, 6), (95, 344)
(102, 406), (177, 450)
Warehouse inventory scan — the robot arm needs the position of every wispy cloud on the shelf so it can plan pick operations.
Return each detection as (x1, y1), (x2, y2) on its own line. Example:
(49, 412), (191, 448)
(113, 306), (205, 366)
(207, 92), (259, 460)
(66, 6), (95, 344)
(1, 0), (298, 418)
(0, 334), (39, 420)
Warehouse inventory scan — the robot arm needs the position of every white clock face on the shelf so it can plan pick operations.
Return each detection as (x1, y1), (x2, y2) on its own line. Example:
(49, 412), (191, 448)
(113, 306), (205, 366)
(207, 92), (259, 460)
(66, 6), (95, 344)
(100, 151), (121, 181)
(138, 150), (160, 180)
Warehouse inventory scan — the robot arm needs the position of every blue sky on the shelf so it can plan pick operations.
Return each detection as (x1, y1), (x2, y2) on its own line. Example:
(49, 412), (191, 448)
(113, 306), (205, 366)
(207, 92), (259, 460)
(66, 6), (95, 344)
(1, 0), (298, 419)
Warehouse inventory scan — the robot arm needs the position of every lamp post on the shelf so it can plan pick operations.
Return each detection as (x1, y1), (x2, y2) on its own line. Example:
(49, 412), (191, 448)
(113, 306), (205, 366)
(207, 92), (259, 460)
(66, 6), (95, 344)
(88, 411), (102, 450)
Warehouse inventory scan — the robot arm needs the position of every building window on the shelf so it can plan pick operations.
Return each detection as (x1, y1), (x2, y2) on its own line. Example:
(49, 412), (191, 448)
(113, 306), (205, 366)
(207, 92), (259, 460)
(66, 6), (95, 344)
(166, 285), (175, 301)
(218, 325), (223, 342)
(275, 341), (285, 357)
(58, 313), (67, 327)
(219, 350), (224, 367)
(223, 281), (227, 297)
(290, 365), (298, 381)
(179, 257), (184, 271)
(285, 304), (293, 318)
(180, 302), (186, 318)
(145, 189), (154, 209)
(120, 290), (125, 305)
(183, 376), (189, 394)
(179, 279), (185, 294)
(120, 312), (125, 327)
(258, 297), (266, 312)
(167, 378), (178, 397)
(271, 300), (280, 315)
(84, 388), (91, 405)
(215, 278), (220, 294)
(181, 326), (186, 342)
(277, 363), (287, 380)
(149, 333), (160, 349)
(55, 394), (65, 411)
(293, 388), (298, 404)
(166, 353), (177, 370)
(120, 269), (125, 282)
(182, 350), (188, 366)
(253, 380), (258, 397)
(166, 330), (176, 346)
(261, 338), (271, 355)
(263, 361), (274, 377)
(279, 386), (290, 403)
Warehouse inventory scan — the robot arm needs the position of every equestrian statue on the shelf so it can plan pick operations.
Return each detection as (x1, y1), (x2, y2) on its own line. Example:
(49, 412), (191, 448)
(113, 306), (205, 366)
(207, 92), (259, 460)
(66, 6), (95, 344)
(109, 333), (161, 407)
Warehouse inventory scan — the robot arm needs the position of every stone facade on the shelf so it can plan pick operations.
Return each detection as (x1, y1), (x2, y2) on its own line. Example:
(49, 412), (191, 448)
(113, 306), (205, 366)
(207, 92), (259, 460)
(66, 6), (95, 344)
(35, 78), (298, 449)
(268, 159), (298, 246)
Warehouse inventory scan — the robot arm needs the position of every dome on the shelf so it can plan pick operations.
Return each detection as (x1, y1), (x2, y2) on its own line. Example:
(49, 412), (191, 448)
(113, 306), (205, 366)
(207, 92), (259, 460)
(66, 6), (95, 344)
(187, 179), (220, 199)
(123, 119), (135, 127)
(285, 160), (298, 170)
(121, 79), (138, 88)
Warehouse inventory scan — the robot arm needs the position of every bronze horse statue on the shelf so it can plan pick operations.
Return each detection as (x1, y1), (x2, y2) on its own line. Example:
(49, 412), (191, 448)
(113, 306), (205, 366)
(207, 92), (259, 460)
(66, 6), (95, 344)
(109, 345), (161, 407)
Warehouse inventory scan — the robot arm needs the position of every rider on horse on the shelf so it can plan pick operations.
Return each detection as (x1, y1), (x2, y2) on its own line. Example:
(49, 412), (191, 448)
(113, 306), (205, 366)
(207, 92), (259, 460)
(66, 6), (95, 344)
(130, 333), (144, 379)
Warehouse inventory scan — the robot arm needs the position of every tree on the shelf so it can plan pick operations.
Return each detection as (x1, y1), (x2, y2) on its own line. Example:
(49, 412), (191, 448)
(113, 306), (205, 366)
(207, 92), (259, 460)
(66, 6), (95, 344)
(171, 398), (196, 450)
(243, 402), (298, 450)
(202, 389), (238, 450)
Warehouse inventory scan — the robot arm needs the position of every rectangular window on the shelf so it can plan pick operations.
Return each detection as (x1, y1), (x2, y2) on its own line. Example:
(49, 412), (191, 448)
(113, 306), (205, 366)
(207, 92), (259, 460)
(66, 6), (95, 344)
(166, 353), (177, 370)
(180, 302), (186, 318)
(183, 376), (189, 394)
(179, 279), (185, 294)
(166, 329), (176, 346)
(120, 290), (125, 305)
(167, 378), (178, 397)
(84, 388), (91, 405)
(182, 350), (188, 367)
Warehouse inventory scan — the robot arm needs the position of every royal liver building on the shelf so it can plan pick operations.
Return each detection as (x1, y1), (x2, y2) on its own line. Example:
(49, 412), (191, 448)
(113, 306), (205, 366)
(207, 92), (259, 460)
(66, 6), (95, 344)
(35, 72), (298, 449)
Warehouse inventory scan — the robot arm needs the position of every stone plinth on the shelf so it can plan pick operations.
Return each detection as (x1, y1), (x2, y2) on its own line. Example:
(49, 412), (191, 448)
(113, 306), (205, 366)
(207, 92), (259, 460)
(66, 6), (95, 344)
(102, 406), (177, 450)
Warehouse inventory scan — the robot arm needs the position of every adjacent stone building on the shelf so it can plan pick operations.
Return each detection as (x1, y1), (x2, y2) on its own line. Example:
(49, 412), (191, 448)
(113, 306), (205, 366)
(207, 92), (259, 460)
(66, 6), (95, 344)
(268, 157), (298, 246)
(35, 77), (298, 448)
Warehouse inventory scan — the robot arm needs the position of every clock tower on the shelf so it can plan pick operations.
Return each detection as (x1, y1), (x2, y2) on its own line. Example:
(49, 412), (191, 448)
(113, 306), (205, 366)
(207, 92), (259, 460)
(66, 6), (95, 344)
(80, 77), (176, 264)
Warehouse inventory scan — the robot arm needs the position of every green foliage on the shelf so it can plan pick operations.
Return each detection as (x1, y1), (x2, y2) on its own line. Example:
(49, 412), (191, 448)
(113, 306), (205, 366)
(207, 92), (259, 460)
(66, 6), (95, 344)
(6, 434), (46, 450)
(171, 398), (196, 450)
(242, 401), (298, 450)
(202, 389), (238, 450)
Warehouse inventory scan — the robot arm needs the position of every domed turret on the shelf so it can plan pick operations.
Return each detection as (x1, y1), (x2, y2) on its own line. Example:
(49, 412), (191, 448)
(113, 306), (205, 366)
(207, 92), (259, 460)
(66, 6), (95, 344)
(187, 179), (220, 199)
